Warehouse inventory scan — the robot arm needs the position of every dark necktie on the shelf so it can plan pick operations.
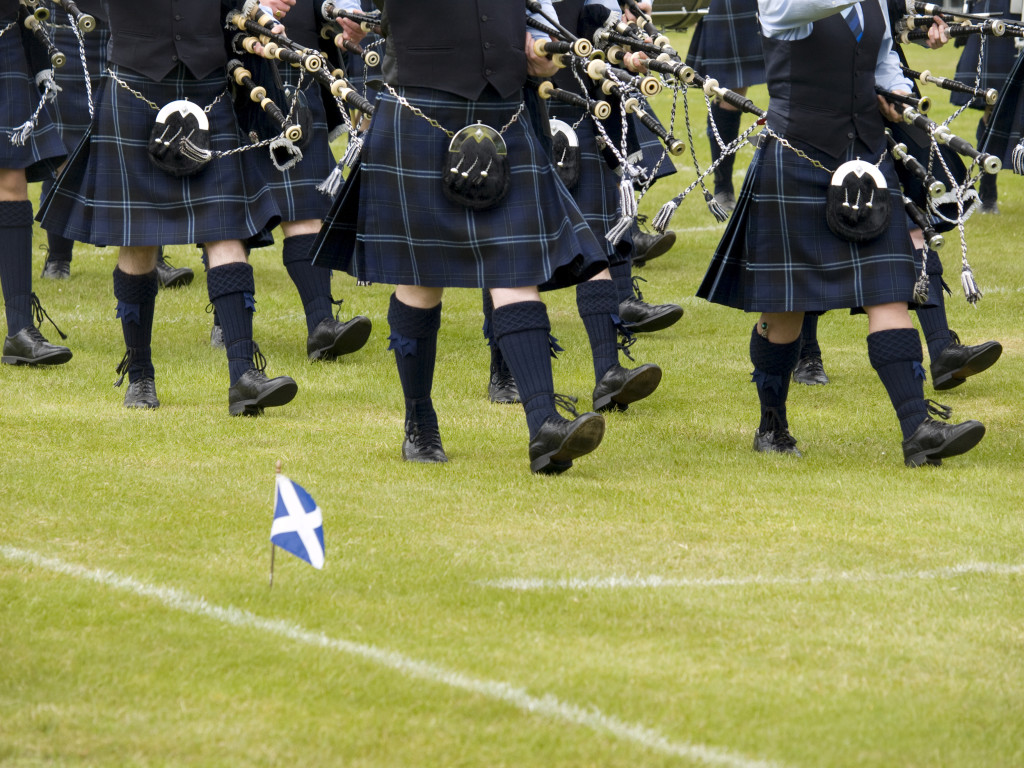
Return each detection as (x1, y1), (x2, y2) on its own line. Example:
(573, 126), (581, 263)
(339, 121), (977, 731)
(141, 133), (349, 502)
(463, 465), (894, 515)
(842, 6), (864, 41)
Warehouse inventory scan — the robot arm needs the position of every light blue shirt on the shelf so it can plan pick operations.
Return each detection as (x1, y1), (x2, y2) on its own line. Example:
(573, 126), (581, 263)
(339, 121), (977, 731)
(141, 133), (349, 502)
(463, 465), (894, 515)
(757, 0), (913, 92)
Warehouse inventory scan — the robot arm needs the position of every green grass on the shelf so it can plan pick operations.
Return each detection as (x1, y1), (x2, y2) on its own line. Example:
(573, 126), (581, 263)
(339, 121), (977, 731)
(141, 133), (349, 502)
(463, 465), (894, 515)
(2, 41), (1023, 768)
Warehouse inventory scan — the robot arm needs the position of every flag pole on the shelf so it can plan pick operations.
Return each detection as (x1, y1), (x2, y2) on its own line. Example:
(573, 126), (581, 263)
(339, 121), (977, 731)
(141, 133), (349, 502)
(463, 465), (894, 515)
(269, 459), (282, 589)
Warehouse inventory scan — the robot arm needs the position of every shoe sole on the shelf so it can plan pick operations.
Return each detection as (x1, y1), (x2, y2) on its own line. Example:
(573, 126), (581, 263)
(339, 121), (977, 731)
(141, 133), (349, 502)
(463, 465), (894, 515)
(792, 373), (830, 386)
(124, 399), (159, 409)
(309, 317), (372, 361)
(904, 421), (986, 467)
(159, 272), (194, 290)
(530, 413), (606, 475)
(488, 388), (521, 405)
(1, 350), (73, 366)
(623, 305), (684, 334)
(229, 379), (299, 416)
(632, 231), (677, 268)
(932, 343), (1003, 390)
(594, 364), (663, 412)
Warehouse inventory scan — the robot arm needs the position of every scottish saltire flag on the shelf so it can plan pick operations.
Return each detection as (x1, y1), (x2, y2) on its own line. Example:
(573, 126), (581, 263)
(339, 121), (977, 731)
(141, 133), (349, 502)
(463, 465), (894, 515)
(270, 476), (324, 569)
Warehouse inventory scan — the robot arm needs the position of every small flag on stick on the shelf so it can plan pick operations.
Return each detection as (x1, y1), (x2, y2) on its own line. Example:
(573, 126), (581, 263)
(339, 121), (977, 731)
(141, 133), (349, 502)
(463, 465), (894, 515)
(269, 462), (324, 585)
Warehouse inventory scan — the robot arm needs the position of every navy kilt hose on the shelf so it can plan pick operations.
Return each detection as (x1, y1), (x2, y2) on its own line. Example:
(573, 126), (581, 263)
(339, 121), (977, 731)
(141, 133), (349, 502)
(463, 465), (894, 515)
(39, 63), (281, 247)
(698, 134), (917, 312)
(951, 0), (1019, 109)
(0, 19), (65, 180)
(547, 102), (630, 264)
(313, 86), (608, 289)
(685, 0), (766, 90)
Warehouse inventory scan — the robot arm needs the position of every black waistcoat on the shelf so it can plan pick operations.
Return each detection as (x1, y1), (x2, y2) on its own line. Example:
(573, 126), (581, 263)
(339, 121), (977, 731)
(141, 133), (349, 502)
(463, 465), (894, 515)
(380, 0), (526, 100)
(282, 0), (319, 50)
(762, 0), (886, 158)
(105, 0), (231, 82)
(1, 0), (17, 22)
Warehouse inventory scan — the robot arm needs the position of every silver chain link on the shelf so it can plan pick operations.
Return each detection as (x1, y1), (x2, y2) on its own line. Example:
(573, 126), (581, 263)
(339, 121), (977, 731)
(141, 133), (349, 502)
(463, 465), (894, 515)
(383, 83), (524, 138)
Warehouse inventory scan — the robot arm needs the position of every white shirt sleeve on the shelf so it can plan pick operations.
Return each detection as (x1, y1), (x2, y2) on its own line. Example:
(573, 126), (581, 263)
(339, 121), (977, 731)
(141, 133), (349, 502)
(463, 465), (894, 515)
(876, 0), (914, 91)
(758, 0), (864, 39)
(528, 1), (559, 40)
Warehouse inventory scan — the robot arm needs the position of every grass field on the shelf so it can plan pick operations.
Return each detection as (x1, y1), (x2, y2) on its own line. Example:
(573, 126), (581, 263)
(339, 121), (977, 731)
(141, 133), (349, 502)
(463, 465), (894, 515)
(2, 38), (1023, 768)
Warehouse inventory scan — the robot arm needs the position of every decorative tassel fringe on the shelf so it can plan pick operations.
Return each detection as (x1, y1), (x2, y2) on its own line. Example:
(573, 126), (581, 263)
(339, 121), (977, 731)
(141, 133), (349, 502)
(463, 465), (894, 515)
(341, 135), (362, 169)
(912, 254), (930, 305)
(606, 175), (638, 246)
(652, 198), (679, 233)
(1013, 139), (1024, 175)
(269, 137), (302, 172)
(961, 264), (982, 305)
(317, 163), (344, 197)
(704, 189), (729, 222)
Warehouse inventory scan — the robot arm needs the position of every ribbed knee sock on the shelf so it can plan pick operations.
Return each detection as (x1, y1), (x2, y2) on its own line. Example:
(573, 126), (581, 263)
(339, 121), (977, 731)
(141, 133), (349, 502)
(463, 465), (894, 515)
(112, 267), (158, 382)
(608, 260), (635, 304)
(492, 301), (558, 437)
(576, 278), (621, 382)
(867, 328), (928, 440)
(207, 262), (256, 385)
(387, 293), (441, 421)
(799, 313), (822, 359)
(46, 230), (74, 264)
(750, 325), (801, 431)
(283, 233), (332, 335)
(0, 200), (35, 334)
(915, 249), (952, 361)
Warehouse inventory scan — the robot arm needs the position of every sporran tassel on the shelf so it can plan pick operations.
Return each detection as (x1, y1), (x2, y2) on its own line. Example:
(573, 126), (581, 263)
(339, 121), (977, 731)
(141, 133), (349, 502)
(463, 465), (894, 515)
(912, 251), (930, 305)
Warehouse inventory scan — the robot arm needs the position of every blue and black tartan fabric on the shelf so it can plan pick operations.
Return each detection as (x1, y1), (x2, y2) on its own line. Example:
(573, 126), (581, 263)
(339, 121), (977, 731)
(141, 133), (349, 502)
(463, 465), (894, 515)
(981, 49), (1024, 164)
(39, 63), (281, 247)
(698, 134), (917, 312)
(313, 86), (608, 290)
(951, 0), (1019, 109)
(0, 21), (66, 181)
(684, 0), (766, 90)
(46, 24), (109, 152)
(547, 102), (630, 265)
(253, 64), (336, 224)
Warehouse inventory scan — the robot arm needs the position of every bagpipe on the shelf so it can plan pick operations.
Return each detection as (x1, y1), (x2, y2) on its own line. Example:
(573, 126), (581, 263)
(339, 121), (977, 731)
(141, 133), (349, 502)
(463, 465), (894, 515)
(896, 0), (1024, 42)
(49, 0), (96, 33)
(19, 0), (66, 69)
(900, 65), (999, 106)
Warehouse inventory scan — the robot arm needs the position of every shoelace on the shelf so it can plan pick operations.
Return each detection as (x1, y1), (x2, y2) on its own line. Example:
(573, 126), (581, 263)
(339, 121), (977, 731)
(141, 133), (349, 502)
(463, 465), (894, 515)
(553, 393), (580, 419)
(330, 297), (344, 321)
(947, 329), (963, 349)
(113, 348), (135, 387)
(924, 399), (953, 421)
(30, 293), (67, 340)
(251, 342), (268, 374)
(762, 407), (797, 448)
(630, 275), (648, 303)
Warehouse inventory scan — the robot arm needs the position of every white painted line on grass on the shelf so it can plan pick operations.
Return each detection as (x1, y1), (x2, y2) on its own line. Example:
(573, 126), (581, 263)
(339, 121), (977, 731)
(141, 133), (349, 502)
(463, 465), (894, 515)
(1, 545), (783, 768)
(480, 562), (1024, 591)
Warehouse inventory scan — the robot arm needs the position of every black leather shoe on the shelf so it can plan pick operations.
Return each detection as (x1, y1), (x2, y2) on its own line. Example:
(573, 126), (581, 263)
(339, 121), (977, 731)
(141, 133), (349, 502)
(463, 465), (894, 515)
(488, 369), (520, 404)
(210, 324), (225, 349)
(632, 230), (676, 267)
(307, 315), (372, 361)
(155, 256), (194, 289)
(529, 412), (605, 474)
(41, 259), (71, 279)
(979, 200), (999, 215)
(402, 422), (448, 463)
(903, 416), (985, 467)
(593, 363), (662, 412)
(618, 296), (683, 333)
(753, 427), (802, 457)
(228, 368), (298, 416)
(792, 355), (830, 386)
(2, 326), (72, 366)
(123, 377), (159, 409)
(931, 332), (1002, 390)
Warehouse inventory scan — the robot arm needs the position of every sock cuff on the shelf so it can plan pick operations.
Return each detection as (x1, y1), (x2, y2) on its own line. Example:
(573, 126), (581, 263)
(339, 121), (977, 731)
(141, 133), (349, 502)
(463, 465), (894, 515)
(387, 293), (442, 337)
(749, 325), (802, 375)
(575, 279), (619, 316)
(207, 262), (255, 301)
(0, 200), (33, 227)
(112, 268), (159, 303)
(281, 233), (318, 265)
(867, 328), (923, 369)
(491, 300), (549, 340)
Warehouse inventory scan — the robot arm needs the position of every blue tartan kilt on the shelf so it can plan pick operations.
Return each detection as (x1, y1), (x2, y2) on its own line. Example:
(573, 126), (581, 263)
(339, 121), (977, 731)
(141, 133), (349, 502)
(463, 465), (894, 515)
(952, 0), (1019, 108)
(684, 0), (766, 90)
(39, 63), (281, 247)
(47, 23), (109, 152)
(0, 23), (65, 181)
(313, 86), (608, 289)
(253, 66), (335, 225)
(548, 103), (630, 265)
(981, 49), (1024, 162)
(698, 133), (916, 312)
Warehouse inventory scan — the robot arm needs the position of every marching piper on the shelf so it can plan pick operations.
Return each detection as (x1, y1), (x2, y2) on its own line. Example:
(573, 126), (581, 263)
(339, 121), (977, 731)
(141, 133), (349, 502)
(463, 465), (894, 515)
(39, 0), (297, 415)
(697, 0), (987, 467)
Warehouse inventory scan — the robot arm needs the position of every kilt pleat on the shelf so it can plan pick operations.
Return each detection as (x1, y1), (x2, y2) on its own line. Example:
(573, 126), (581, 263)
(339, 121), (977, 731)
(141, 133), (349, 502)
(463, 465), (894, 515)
(0, 24), (66, 181)
(47, 24), (109, 153)
(40, 64), (281, 247)
(314, 86), (608, 289)
(951, 0), (1018, 108)
(981, 49), (1024, 163)
(698, 133), (917, 312)
(685, 0), (766, 90)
